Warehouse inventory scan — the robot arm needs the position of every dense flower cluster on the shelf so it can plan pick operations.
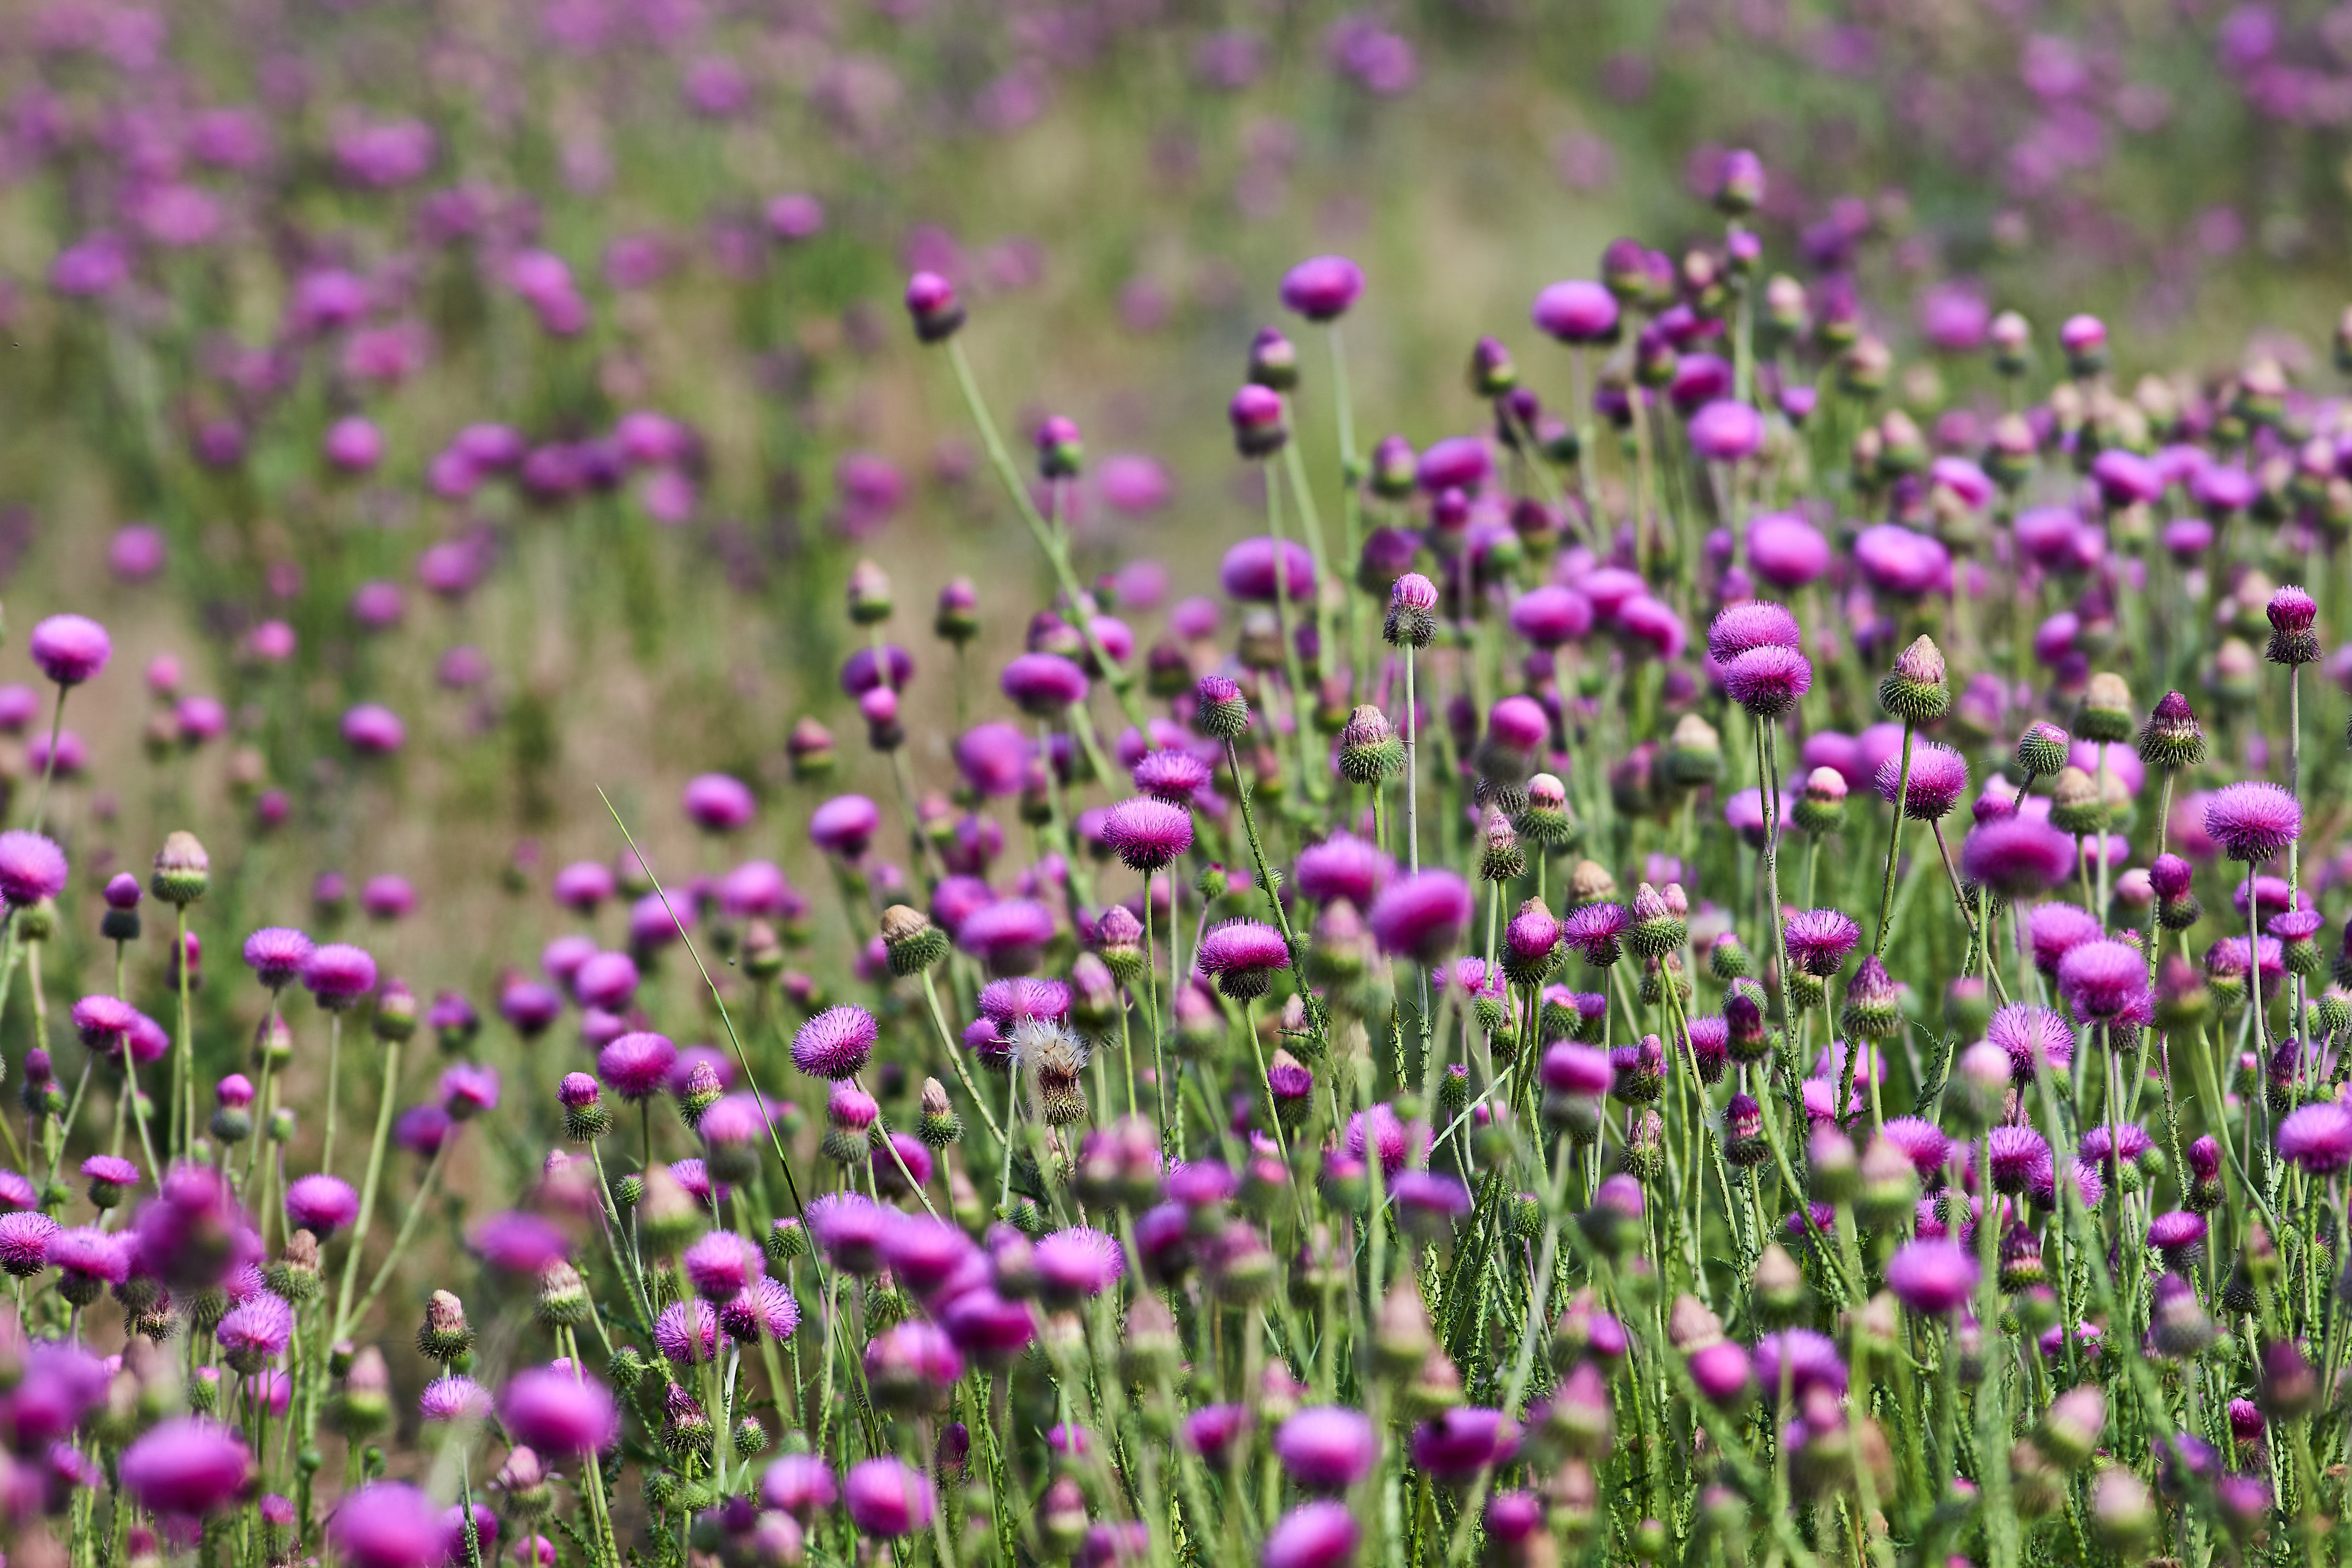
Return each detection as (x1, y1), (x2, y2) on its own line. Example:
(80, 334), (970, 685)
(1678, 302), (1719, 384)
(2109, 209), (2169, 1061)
(14, 2), (2352, 1553)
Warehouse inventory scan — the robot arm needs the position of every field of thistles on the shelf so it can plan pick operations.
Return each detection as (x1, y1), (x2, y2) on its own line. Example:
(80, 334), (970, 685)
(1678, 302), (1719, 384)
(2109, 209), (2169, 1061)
(18, 4), (2352, 1568)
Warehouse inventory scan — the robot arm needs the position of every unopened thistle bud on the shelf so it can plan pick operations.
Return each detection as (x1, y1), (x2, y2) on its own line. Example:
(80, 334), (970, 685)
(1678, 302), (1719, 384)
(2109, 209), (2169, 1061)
(150, 831), (211, 907)
(1338, 705), (1405, 784)
(765, 1217), (808, 1265)
(2136, 691), (2207, 772)
(740, 920), (786, 982)
(1514, 771), (1579, 853)
(1709, 933), (1753, 982)
(1247, 328), (1299, 392)
(560, 1073), (610, 1141)
(100, 873), (140, 942)
(1620, 1109), (1667, 1182)
(1383, 573), (1439, 650)
(675, 1061), (723, 1131)
(1468, 336), (1517, 398)
(266, 1229), (323, 1305)
(1229, 383), (1289, 458)
(1998, 1224), (2047, 1295)
(2267, 585), (2321, 666)
(2076, 671), (2134, 744)
(535, 1260), (593, 1327)
(330, 1347), (392, 1438)
(916, 1077), (962, 1148)
(2048, 767), (2107, 835)
(1480, 809), (1527, 882)
(846, 560), (893, 626)
(1838, 956), (1901, 1040)
(638, 1167), (703, 1256)
(372, 977), (417, 1044)
(787, 717), (837, 781)
(1723, 1093), (1767, 1167)
(2015, 720), (2069, 780)
(1944, 975), (1992, 1040)
(1877, 636), (1950, 723)
(904, 271), (964, 343)
(879, 904), (949, 976)
(1194, 675), (1252, 741)
(418, 1290), (475, 1363)
(933, 577), (980, 646)
(1626, 883), (1687, 959)
(1566, 859), (1617, 909)
(1033, 414), (1083, 480)
(1725, 979), (1769, 1062)
(1662, 713), (1722, 788)
(1991, 310), (2032, 376)
(1793, 767), (1847, 837)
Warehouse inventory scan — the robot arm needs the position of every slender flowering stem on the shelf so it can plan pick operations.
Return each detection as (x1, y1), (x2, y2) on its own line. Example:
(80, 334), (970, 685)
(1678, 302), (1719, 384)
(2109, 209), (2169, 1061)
(1873, 719), (1915, 955)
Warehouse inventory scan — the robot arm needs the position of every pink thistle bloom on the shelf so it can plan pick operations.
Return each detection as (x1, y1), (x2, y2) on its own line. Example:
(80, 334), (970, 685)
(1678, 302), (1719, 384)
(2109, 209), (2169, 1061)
(2278, 1102), (2352, 1174)
(46, 1225), (130, 1287)
(957, 899), (1058, 975)
(762, 1454), (839, 1521)
(1747, 512), (1831, 589)
(938, 1289), (1038, 1366)
(1876, 1117), (1951, 1178)
(792, 1005), (877, 1081)
(2057, 938), (2150, 1022)
(301, 944), (377, 1008)
(2025, 903), (2102, 975)
(719, 1277), (802, 1344)
(1279, 254), (1364, 320)
(1367, 871), (1474, 964)
(341, 703), (405, 755)
(419, 1376), (492, 1424)
(1885, 1239), (1979, 1315)
(395, 1105), (452, 1156)
(1196, 920), (1291, 996)
(806, 1192), (889, 1274)
(1960, 816), (2075, 899)
(2205, 781), (2301, 863)
(1988, 1004), (2075, 1080)
(552, 861), (615, 913)
(977, 978), (1071, 1029)
(243, 927), (315, 988)
(1345, 1103), (1426, 1176)
(845, 1456), (935, 1538)
(28, 614), (111, 686)
(71, 994), (136, 1053)
(1532, 279), (1618, 343)
(1132, 747), (1214, 804)
(1852, 524), (1951, 598)
(469, 1212), (569, 1274)
(1032, 1226), (1124, 1305)
(498, 1368), (618, 1457)
(1263, 1501), (1358, 1568)
(1722, 646), (1813, 719)
(439, 1064), (500, 1120)
(283, 1174), (359, 1238)
(1295, 834), (1394, 908)
(1103, 796), (1194, 873)
(1782, 909), (1861, 976)
(682, 773), (755, 833)
(1273, 1406), (1377, 1489)
(118, 1418), (250, 1515)
(656, 1299), (722, 1365)
(809, 795), (883, 857)
(1874, 741), (1969, 820)
(682, 1232), (757, 1301)
(1409, 1406), (1516, 1482)
(1688, 398), (1764, 462)
(598, 1033), (678, 1101)
(1499, 590), (1594, 665)
(0, 831), (68, 906)
(215, 1291), (296, 1369)
(999, 653), (1091, 715)
(1986, 1125), (2053, 1194)
(571, 950), (638, 1011)
(1218, 537), (1318, 603)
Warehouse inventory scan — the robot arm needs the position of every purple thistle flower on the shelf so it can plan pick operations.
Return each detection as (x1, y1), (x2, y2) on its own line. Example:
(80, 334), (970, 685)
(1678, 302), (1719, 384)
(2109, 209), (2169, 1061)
(791, 1005), (877, 1081)
(0, 831), (68, 907)
(1272, 1406), (1377, 1489)
(1279, 254), (1364, 320)
(1133, 748), (1213, 803)
(1262, 1501), (1358, 1568)
(499, 1368), (619, 1457)
(1367, 871), (1474, 964)
(2205, 782), (2301, 862)
(1988, 1004), (2075, 1080)
(1294, 834), (1394, 908)
(1531, 279), (1618, 343)
(468, 1212), (570, 1274)
(1197, 920), (1291, 996)
(439, 1063), (501, 1120)
(1782, 908), (1861, 976)
(118, 1418), (250, 1515)
(216, 1291), (296, 1369)
(28, 614), (111, 686)
(999, 653), (1091, 716)
(1507, 584), (1595, 647)
(242, 928), (316, 989)
(2026, 903), (2103, 974)
(2057, 938), (2150, 1022)
(1875, 1117), (1951, 1178)
(45, 1225), (130, 1288)
(1102, 796), (1194, 873)
(1409, 1406), (1515, 1482)
(1884, 1239), (1979, 1316)
(1874, 741), (1969, 820)
(301, 943), (377, 1008)
(719, 1278), (802, 1344)
(762, 1454), (839, 1521)
(1752, 1329), (1848, 1401)
(599, 1033), (678, 1101)
(2278, 1101), (2352, 1174)
(655, 1299), (721, 1364)
(1722, 645), (1813, 719)
(956, 899), (1058, 975)
(1987, 1125), (2053, 1194)
(682, 1232), (757, 1301)
(1562, 902), (1630, 967)
(682, 772), (756, 833)
(1033, 1226), (1125, 1305)
(845, 1456), (935, 1538)
(1959, 816), (2076, 899)
(809, 794), (883, 857)
(285, 1174), (359, 1238)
